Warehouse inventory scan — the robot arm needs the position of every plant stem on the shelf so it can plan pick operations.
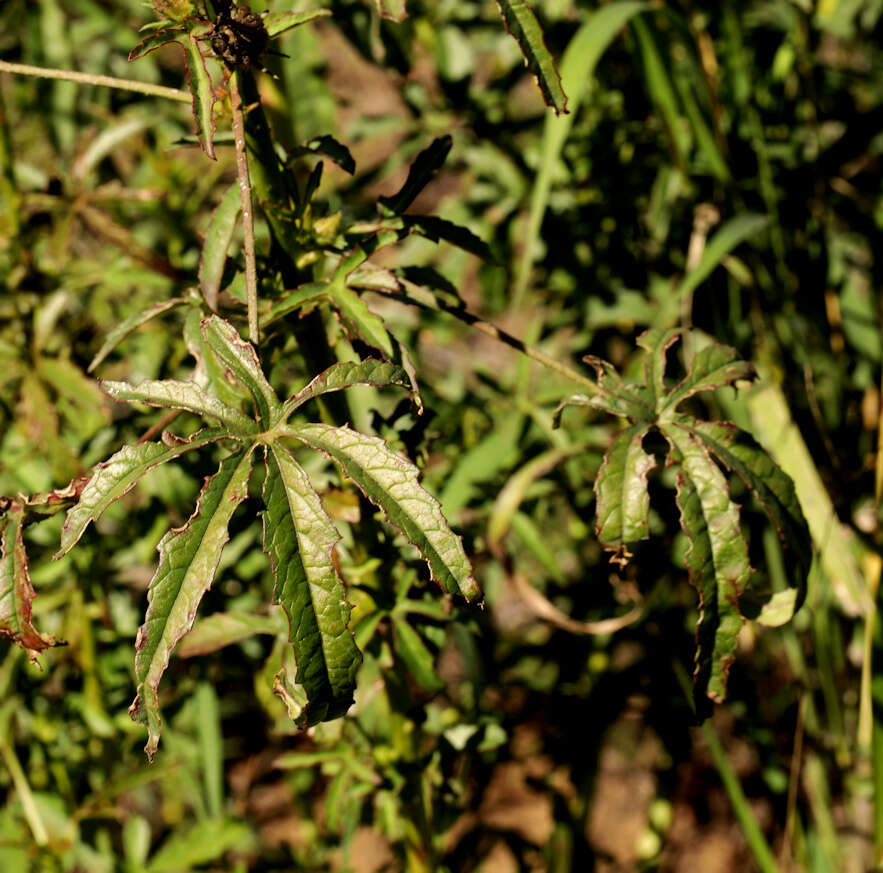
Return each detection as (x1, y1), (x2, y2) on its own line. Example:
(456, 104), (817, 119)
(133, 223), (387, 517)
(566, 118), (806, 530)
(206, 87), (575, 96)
(0, 739), (48, 846)
(229, 73), (259, 346)
(137, 410), (180, 445)
(367, 283), (600, 395)
(0, 60), (190, 103)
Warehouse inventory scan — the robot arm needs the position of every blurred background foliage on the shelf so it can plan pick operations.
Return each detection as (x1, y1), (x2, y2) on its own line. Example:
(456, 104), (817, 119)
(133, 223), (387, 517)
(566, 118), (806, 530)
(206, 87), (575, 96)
(1, 0), (883, 871)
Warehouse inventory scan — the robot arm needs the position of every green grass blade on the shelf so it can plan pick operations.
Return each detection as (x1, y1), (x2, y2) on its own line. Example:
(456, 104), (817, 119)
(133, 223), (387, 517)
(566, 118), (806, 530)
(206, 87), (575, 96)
(145, 818), (253, 873)
(675, 213), (770, 303)
(672, 62), (729, 182)
(392, 617), (444, 693)
(194, 682), (223, 819)
(88, 298), (188, 373)
(700, 716), (779, 873)
(631, 15), (690, 165)
(487, 445), (582, 545)
(177, 610), (285, 658)
(514, 1), (647, 305)
(736, 382), (870, 616)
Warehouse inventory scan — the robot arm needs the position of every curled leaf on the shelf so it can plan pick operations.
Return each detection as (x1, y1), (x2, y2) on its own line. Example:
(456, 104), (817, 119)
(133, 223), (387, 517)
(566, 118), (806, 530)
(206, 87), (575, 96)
(594, 425), (655, 564)
(0, 503), (60, 659)
(130, 448), (254, 760)
(183, 29), (217, 160)
(663, 421), (753, 704)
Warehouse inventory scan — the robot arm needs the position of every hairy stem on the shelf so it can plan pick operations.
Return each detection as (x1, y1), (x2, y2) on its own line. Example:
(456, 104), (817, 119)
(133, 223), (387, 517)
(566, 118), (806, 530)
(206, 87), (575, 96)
(230, 73), (259, 346)
(0, 60), (190, 103)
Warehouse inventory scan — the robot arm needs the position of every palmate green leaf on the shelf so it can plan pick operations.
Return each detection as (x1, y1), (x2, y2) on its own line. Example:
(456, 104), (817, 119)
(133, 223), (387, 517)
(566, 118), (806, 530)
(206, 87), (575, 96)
(286, 423), (480, 601)
(16, 479), (86, 522)
(262, 443), (361, 724)
(199, 181), (241, 312)
(674, 214), (770, 304)
(0, 503), (58, 658)
(494, 0), (567, 114)
(182, 29), (217, 160)
(594, 424), (655, 563)
(280, 360), (412, 419)
(101, 379), (257, 436)
(562, 328), (810, 707)
(56, 428), (228, 557)
(662, 421), (753, 704)
(670, 459), (718, 713)
(130, 448), (254, 760)
(201, 315), (280, 428)
(88, 298), (188, 373)
(392, 617), (444, 693)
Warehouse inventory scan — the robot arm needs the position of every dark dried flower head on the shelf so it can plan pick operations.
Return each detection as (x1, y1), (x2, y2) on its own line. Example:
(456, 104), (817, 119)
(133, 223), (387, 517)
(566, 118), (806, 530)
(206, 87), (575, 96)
(210, 3), (269, 71)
